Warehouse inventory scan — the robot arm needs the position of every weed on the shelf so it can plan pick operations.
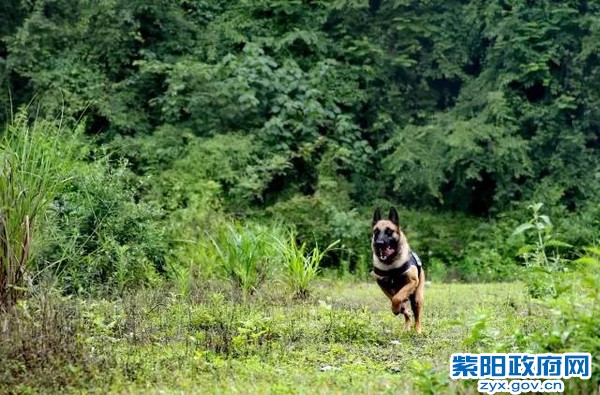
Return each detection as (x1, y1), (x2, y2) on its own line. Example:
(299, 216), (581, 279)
(209, 223), (279, 296)
(512, 203), (571, 298)
(278, 231), (339, 298)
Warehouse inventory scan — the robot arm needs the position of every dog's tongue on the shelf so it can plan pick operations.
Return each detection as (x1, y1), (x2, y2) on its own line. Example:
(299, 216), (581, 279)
(380, 246), (395, 260)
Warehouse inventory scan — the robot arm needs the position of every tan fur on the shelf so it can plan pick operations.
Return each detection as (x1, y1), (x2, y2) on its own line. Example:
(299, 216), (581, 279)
(371, 220), (410, 271)
(372, 220), (425, 334)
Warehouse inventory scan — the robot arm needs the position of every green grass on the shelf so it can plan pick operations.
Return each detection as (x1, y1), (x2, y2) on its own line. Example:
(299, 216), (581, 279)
(279, 232), (340, 298)
(210, 223), (279, 296)
(3, 280), (559, 394)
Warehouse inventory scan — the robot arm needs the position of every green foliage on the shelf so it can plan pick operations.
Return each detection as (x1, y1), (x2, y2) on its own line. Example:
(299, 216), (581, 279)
(267, 192), (365, 271)
(0, 0), (598, 288)
(3, 0), (599, 218)
(41, 155), (167, 295)
(146, 133), (262, 209)
(385, 208), (522, 282)
(278, 231), (339, 298)
(208, 223), (279, 296)
(463, 309), (494, 351)
(511, 207), (600, 391)
(0, 110), (78, 308)
(424, 258), (447, 283)
(512, 203), (572, 298)
(383, 94), (532, 210)
(532, 246), (600, 393)
(377, 1), (600, 213)
(459, 242), (519, 282)
(1, 2), (600, 391)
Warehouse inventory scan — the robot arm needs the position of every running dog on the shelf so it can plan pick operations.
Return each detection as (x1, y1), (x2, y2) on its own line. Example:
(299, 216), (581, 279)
(371, 207), (425, 333)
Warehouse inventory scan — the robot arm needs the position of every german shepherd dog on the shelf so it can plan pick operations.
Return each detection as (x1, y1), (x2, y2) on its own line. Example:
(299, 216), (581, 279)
(371, 207), (425, 333)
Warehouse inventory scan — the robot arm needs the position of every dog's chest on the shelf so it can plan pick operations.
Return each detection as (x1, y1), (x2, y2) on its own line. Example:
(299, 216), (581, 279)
(376, 274), (411, 295)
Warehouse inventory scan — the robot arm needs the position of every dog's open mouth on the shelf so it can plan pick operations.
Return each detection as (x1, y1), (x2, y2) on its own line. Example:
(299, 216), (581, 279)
(378, 246), (396, 261)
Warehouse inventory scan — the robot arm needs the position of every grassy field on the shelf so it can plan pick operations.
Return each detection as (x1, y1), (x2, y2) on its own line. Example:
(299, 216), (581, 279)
(3, 279), (567, 394)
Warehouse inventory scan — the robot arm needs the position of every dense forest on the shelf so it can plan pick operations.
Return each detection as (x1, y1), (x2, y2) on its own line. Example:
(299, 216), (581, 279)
(0, 0), (600, 288)
(2, 0), (599, 287)
(0, 1), (599, 392)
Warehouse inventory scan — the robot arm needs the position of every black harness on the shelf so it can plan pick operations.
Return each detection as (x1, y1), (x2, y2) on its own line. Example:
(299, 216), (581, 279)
(373, 251), (423, 288)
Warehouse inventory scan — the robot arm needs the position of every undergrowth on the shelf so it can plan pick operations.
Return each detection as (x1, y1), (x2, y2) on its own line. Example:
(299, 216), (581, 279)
(0, 281), (541, 394)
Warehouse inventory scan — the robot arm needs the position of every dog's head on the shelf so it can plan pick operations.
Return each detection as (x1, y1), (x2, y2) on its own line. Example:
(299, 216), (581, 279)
(371, 207), (402, 263)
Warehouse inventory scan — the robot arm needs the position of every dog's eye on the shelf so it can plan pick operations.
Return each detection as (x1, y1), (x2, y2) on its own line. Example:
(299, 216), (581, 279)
(385, 228), (393, 236)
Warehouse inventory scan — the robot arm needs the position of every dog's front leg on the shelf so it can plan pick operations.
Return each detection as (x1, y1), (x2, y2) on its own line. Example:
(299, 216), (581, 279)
(390, 278), (418, 316)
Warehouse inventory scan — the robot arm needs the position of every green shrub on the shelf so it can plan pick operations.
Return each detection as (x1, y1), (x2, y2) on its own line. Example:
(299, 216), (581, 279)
(458, 243), (519, 282)
(410, 360), (450, 395)
(40, 156), (167, 295)
(525, 249), (600, 392)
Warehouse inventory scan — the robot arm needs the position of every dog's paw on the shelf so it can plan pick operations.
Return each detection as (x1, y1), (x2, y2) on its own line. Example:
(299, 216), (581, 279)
(392, 300), (407, 316)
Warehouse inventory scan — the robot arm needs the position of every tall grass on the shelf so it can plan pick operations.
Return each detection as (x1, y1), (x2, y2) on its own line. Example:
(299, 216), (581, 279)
(278, 232), (339, 298)
(0, 110), (77, 309)
(209, 223), (278, 296)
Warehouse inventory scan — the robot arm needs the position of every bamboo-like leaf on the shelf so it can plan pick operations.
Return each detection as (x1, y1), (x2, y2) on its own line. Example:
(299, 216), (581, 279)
(571, 256), (599, 265)
(545, 239), (572, 248)
(539, 215), (551, 225)
(583, 246), (600, 256)
(512, 222), (534, 236)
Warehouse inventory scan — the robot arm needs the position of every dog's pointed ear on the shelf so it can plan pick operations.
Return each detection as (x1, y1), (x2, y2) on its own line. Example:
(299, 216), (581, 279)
(372, 207), (382, 226)
(389, 207), (399, 226)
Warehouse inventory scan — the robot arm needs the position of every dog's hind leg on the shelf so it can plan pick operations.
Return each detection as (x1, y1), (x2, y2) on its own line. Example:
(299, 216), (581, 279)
(399, 301), (411, 331)
(409, 294), (422, 334)
(410, 269), (425, 334)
